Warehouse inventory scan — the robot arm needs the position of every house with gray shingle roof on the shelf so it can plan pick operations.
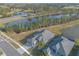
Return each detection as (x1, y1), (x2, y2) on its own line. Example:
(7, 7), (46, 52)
(21, 29), (55, 49)
(43, 36), (74, 56)
(21, 29), (75, 56)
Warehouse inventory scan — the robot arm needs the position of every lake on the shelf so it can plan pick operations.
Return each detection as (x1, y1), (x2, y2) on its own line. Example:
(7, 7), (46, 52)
(3, 13), (79, 30)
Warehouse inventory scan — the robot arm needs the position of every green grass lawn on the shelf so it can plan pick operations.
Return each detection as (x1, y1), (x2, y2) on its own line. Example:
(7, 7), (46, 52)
(0, 23), (4, 28)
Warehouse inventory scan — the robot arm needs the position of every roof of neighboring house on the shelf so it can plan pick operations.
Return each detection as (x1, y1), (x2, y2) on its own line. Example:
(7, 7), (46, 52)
(21, 29), (55, 45)
(61, 36), (74, 55)
(61, 25), (79, 41)
(43, 36), (74, 56)
(14, 12), (28, 16)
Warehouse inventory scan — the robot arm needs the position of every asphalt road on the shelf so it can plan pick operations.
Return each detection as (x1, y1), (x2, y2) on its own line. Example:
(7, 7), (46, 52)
(0, 36), (21, 56)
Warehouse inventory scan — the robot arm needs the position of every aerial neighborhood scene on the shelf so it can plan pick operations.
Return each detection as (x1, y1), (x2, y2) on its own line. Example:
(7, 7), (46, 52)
(0, 3), (79, 56)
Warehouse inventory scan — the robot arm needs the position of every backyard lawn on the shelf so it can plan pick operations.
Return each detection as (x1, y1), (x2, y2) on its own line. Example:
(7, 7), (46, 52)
(0, 23), (4, 28)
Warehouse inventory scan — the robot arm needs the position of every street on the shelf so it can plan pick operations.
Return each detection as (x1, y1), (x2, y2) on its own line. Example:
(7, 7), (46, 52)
(0, 36), (21, 56)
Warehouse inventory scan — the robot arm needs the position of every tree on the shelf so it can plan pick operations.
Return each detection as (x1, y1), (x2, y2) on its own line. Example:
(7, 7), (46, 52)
(75, 39), (79, 46)
(28, 17), (32, 30)
(0, 23), (4, 28)
(0, 7), (11, 17)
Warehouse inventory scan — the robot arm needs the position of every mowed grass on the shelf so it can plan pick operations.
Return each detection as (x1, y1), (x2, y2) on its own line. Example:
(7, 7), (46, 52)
(47, 19), (79, 35)
(0, 23), (4, 27)
(0, 16), (26, 24)
(3, 19), (79, 43)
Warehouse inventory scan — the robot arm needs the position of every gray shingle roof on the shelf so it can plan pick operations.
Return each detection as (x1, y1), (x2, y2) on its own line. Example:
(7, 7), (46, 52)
(43, 36), (74, 56)
(61, 25), (79, 41)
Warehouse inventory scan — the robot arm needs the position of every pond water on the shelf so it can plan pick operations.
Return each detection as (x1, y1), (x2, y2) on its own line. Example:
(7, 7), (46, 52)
(4, 13), (79, 28)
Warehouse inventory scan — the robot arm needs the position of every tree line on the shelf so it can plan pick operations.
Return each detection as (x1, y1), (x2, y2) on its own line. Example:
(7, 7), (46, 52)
(2, 13), (79, 33)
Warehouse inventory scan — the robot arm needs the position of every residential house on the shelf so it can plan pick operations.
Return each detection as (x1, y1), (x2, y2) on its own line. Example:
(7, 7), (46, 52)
(21, 29), (55, 49)
(43, 36), (74, 56)
(14, 12), (28, 17)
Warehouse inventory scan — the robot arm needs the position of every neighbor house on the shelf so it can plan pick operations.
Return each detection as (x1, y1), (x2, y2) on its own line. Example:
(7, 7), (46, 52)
(21, 29), (55, 49)
(43, 36), (75, 56)
(13, 12), (28, 17)
(21, 29), (75, 56)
